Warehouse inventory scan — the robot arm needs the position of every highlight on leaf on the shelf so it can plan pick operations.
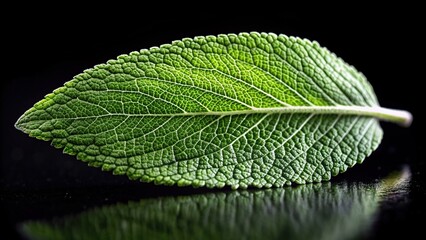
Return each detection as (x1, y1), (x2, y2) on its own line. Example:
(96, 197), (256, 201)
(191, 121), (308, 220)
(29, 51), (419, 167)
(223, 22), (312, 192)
(15, 32), (412, 189)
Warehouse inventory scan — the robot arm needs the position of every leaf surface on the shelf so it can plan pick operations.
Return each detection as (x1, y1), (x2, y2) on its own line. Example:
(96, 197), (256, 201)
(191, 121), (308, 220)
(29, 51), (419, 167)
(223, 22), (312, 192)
(15, 32), (411, 188)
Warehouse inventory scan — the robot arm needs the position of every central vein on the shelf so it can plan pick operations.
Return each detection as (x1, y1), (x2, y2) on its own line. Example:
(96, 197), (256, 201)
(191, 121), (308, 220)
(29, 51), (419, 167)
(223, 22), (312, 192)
(106, 106), (412, 126)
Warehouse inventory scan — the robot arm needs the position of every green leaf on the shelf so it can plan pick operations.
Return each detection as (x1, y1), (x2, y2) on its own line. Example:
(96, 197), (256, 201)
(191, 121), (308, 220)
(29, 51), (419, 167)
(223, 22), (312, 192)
(15, 32), (412, 188)
(20, 168), (411, 240)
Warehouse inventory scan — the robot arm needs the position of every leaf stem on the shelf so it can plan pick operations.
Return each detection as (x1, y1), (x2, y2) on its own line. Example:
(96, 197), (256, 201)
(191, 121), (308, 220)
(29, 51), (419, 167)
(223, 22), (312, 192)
(247, 106), (412, 127)
(254, 106), (412, 127)
(191, 106), (413, 127)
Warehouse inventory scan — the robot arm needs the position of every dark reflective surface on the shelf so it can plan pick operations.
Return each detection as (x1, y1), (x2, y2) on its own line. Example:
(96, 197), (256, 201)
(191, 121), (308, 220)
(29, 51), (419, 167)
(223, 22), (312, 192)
(1, 162), (421, 240)
(18, 169), (410, 240)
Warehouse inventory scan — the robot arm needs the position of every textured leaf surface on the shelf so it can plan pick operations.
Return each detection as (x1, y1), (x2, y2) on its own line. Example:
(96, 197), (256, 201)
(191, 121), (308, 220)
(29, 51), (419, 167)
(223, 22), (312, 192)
(16, 32), (389, 188)
(21, 169), (411, 240)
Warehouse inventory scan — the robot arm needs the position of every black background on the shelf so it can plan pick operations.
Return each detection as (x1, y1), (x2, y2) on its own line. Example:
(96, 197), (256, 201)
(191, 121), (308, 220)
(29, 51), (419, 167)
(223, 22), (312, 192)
(1, 9), (423, 239)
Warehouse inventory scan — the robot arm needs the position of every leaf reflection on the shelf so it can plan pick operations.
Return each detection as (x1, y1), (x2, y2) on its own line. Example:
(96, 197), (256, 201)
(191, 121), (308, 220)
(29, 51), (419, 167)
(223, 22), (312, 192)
(21, 168), (410, 240)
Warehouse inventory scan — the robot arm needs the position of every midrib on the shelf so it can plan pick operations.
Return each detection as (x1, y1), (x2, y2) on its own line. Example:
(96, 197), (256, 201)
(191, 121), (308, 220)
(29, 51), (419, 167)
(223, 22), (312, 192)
(98, 106), (412, 127)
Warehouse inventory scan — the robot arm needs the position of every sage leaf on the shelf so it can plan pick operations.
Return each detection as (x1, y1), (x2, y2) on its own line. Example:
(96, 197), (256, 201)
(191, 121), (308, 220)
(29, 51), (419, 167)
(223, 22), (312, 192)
(20, 168), (411, 240)
(15, 32), (412, 188)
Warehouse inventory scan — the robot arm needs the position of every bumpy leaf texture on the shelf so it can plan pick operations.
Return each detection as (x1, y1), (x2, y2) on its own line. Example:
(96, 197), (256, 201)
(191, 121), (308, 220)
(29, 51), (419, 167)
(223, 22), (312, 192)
(16, 32), (410, 189)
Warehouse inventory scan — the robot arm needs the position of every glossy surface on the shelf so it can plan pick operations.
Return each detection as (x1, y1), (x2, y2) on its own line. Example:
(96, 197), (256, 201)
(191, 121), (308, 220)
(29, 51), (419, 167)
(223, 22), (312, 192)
(19, 169), (410, 240)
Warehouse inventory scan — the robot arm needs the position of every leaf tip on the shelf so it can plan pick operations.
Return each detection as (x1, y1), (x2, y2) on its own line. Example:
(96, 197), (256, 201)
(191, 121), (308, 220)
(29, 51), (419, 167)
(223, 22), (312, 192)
(14, 114), (26, 132)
